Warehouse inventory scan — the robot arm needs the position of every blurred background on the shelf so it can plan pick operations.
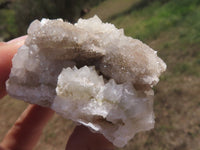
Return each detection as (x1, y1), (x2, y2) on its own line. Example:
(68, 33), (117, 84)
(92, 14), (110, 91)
(0, 0), (200, 149)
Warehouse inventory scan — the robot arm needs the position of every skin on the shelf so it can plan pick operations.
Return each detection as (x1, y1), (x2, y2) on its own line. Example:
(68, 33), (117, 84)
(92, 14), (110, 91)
(0, 37), (115, 150)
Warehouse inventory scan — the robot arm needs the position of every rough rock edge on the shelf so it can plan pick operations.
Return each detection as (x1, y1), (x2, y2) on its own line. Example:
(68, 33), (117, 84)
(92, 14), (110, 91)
(6, 16), (166, 147)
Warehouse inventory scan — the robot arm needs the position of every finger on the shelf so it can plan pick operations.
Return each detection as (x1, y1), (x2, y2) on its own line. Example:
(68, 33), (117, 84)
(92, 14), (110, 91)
(0, 104), (54, 150)
(0, 145), (6, 150)
(6, 36), (27, 44)
(0, 36), (27, 99)
(66, 125), (115, 150)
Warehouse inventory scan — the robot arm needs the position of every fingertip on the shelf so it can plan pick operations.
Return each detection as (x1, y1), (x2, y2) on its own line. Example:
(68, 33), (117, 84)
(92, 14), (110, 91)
(0, 42), (6, 46)
(6, 35), (27, 45)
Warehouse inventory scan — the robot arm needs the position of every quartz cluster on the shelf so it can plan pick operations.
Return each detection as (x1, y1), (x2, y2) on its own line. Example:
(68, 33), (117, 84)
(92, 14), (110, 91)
(6, 16), (166, 147)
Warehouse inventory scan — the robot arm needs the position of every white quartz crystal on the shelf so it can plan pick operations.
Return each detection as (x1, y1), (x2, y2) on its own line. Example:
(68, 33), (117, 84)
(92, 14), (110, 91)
(6, 16), (166, 147)
(53, 66), (154, 147)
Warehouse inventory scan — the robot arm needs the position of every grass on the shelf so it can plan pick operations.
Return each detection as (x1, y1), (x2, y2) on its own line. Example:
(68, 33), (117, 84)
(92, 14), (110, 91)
(84, 0), (140, 21)
(110, 0), (200, 41)
(0, 0), (200, 149)
(0, 9), (18, 40)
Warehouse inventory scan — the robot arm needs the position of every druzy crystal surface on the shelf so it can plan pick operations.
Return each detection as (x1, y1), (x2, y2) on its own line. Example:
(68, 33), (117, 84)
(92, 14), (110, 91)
(6, 16), (166, 147)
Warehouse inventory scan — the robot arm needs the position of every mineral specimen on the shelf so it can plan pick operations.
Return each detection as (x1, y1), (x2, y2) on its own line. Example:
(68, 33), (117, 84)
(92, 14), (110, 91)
(6, 16), (166, 147)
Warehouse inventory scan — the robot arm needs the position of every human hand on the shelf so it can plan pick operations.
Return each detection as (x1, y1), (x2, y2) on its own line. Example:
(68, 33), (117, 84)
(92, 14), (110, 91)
(0, 37), (115, 150)
(66, 125), (115, 150)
